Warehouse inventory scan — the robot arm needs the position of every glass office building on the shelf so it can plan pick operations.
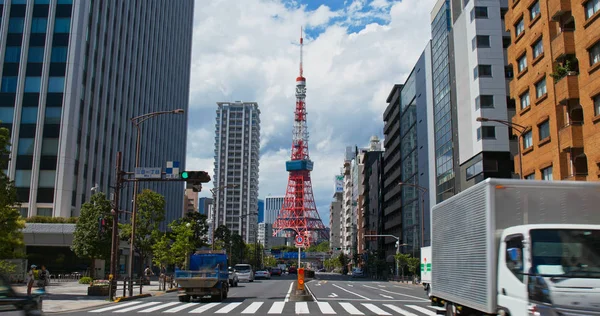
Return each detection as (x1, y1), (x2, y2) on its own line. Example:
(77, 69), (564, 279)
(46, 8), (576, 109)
(0, 0), (193, 226)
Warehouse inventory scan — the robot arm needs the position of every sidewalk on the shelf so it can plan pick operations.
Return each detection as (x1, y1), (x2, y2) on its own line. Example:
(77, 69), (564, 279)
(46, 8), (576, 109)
(12, 280), (176, 313)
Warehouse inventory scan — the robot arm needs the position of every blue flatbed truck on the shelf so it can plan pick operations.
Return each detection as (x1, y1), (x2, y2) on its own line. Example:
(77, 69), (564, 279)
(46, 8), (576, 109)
(174, 250), (229, 302)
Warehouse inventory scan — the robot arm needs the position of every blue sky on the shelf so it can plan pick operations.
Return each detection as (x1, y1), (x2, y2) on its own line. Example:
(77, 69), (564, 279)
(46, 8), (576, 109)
(187, 0), (436, 228)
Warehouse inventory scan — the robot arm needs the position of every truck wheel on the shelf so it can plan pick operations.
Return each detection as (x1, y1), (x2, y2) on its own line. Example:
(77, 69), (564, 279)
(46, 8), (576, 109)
(178, 295), (190, 303)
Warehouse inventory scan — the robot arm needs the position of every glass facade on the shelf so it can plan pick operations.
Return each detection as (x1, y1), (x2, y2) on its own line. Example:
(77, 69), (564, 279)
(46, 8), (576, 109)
(431, 0), (455, 203)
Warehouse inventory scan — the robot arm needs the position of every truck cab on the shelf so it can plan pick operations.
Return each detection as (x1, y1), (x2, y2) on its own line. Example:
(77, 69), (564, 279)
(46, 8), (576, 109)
(175, 251), (230, 302)
(498, 224), (600, 315)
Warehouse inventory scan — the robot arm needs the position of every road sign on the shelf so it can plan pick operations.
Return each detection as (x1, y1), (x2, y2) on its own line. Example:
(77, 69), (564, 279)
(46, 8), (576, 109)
(295, 236), (306, 248)
(165, 161), (180, 179)
(134, 167), (161, 179)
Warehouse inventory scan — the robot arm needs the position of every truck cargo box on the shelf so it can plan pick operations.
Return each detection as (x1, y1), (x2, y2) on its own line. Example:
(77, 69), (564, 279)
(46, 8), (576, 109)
(431, 178), (600, 313)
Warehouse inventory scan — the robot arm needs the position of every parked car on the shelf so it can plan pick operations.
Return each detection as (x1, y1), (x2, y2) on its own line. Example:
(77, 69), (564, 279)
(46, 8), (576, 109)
(228, 267), (239, 287)
(351, 268), (364, 278)
(233, 264), (254, 282)
(255, 269), (271, 280)
(269, 267), (282, 276)
(288, 266), (297, 274)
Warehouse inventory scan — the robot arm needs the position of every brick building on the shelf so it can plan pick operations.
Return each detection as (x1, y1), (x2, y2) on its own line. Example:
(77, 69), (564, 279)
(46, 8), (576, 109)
(505, 0), (600, 180)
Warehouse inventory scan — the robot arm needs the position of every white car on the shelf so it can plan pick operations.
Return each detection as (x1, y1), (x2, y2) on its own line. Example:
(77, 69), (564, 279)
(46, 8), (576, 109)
(255, 269), (271, 279)
(234, 264), (254, 282)
(228, 267), (239, 287)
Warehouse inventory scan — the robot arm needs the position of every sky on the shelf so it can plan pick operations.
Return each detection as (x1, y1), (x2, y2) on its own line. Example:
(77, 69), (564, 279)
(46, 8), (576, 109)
(187, 0), (437, 226)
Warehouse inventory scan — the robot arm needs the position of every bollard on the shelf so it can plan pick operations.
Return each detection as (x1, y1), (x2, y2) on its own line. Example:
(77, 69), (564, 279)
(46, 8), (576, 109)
(122, 280), (126, 297)
(297, 268), (305, 291)
(139, 277), (143, 295)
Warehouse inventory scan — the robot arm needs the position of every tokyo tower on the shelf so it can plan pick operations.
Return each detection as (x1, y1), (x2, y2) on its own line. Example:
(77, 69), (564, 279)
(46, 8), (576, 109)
(272, 28), (329, 245)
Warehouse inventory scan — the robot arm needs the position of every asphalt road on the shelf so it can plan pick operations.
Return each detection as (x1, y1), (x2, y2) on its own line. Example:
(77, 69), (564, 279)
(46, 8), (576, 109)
(61, 273), (438, 316)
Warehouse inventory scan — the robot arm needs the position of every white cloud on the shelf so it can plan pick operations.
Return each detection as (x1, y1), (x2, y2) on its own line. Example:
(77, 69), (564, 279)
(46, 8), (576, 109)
(188, 0), (436, 226)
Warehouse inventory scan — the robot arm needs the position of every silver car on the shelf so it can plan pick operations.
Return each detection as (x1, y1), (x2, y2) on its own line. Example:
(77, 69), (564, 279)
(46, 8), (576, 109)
(233, 264), (254, 282)
(228, 267), (239, 287)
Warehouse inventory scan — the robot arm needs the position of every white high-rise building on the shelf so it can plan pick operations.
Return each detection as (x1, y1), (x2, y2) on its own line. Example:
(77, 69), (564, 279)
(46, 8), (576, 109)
(264, 195), (284, 225)
(213, 101), (260, 243)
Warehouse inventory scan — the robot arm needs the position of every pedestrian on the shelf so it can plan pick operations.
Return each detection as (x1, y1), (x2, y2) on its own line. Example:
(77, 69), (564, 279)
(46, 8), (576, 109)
(143, 266), (154, 284)
(37, 265), (48, 290)
(26, 265), (37, 295)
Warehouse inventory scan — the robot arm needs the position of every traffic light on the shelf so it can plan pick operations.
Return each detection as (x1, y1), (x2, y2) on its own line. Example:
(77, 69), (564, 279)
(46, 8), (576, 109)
(182, 171), (211, 192)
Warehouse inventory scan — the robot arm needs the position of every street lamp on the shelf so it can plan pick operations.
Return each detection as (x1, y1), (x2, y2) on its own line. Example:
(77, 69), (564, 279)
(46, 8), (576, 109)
(128, 108), (184, 296)
(397, 182), (428, 255)
(364, 234), (405, 278)
(210, 184), (239, 250)
(476, 117), (527, 179)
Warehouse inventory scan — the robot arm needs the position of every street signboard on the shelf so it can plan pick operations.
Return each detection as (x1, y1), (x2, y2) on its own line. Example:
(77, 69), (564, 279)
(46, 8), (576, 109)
(165, 161), (180, 179)
(134, 167), (161, 179)
(295, 236), (306, 248)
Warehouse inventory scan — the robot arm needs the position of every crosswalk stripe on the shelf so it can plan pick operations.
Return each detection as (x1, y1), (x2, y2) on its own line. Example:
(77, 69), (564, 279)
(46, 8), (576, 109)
(267, 302), (285, 314)
(339, 302), (364, 315)
(316, 302), (335, 314)
(138, 302), (180, 313)
(295, 302), (309, 314)
(383, 304), (419, 316)
(362, 303), (392, 315)
(241, 302), (263, 314)
(164, 303), (196, 313)
(89, 301), (143, 313)
(189, 303), (220, 314)
(114, 302), (161, 313)
(406, 305), (437, 316)
(214, 302), (241, 313)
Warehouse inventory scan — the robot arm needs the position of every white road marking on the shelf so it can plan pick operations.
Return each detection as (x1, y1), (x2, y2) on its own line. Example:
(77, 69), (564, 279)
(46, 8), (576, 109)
(378, 285), (387, 288)
(114, 302), (161, 313)
(384, 304), (420, 316)
(362, 285), (429, 301)
(214, 302), (241, 313)
(380, 294), (394, 299)
(284, 282), (294, 302)
(339, 302), (364, 315)
(189, 303), (220, 314)
(164, 303), (196, 313)
(316, 302), (336, 314)
(138, 302), (179, 312)
(332, 283), (371, 300)
(406, 305), (438, 316)
(267, 302), (285, 314)
(89, 301), (143, 313)
(328, 293), (338, 297)
(295, 302), (309, 314)
(362, 303), (392, 315)
(241, 302), (263, 314)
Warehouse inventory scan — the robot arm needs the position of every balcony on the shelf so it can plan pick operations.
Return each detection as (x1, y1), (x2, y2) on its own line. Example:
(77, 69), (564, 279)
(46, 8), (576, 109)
(554, 74), (579, 105)
(551, 31), (575, 60)
(559, 124), (584, 152)
(548, 0), (571, 21)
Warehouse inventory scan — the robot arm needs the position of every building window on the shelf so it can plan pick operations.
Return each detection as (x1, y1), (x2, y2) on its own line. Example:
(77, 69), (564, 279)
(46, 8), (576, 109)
(4, 47), (21, 63)
(518, 54), (527, 72)
(471, 6), (488, 21)
(515, 18), (525, 37)
(466, 161), (483, 179)
(37, 208), (53, 217)
(535, 78), (547, 98)
(538, 120), (550, 140)
(17, 138), (35, 155)
(585, 0), (600, 19)
(472, 35), (490, 50)
(21, 107), (38, 124)
(476, 95), (494, 109)
(594, 95), (600, 116)
(590, 41), (600, 67)
(532, 38), (543, 59)
(51, 46), (68, 62)
(28, 46), (45, 63)
(54, 18), (71, 33)
(520, 91), (530, 109)
(24, 77), (41, 93)
(8, 18), (25, 33)
(0, 108), (14, 123)
(31, 18), (47, 33)
(477, 126), (496, 140)
(474, 65), (492, 79)
(530, 1), (541, 20)
(525, 173), (535, 180)
(542, 166), (553, 180)
(523, 130), (533, 149)
(48, 77), (65, 92)
(503, 36), (512, 48)
(1, 77), (18, 93)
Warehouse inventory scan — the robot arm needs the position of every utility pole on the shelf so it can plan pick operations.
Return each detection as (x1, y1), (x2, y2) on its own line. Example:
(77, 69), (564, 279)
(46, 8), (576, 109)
(109, 152), (122, 301)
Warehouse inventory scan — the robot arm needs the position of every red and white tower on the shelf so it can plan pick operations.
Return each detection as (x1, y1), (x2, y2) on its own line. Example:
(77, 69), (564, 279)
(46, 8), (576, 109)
(272, 28), (329, 245)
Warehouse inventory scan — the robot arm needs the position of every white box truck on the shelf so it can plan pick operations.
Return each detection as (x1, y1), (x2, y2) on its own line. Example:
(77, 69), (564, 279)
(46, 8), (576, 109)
(427, 179), (600, 316)
(421, 246), (432, 297)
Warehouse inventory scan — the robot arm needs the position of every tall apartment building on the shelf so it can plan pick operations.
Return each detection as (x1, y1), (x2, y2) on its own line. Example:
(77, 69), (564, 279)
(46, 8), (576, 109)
(264, 195), (283, 225)
(357, 136), (384, 255)
(329, 187), (342, 253)
(198, 197), (213, 216)
(0, 0), (192, 224)
(505, 0), (600, 180)
(257, 199), (264, 223)
(340, 147), (354, 255)
(213, 101), (260, 243)
(183, 189), (198, 216)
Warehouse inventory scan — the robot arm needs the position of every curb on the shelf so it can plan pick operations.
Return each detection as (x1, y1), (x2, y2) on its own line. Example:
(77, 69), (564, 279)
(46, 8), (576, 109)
(289, 281), (314, 302)
(114, 293), (152, 302)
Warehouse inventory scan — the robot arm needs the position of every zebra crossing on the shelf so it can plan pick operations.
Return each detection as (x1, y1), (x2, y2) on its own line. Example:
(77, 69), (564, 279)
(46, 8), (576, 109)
(88, 300), (440, 315)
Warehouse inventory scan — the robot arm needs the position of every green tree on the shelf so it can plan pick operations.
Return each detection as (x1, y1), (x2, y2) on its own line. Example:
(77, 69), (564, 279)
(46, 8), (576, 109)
(71, 192), (113, 277)
(395, 253), (411, 281)
(213, 225), (231, 251)
(169, 220), (194, 268)
(230, 233), (245, 265)
(315, 241), (330, 252)
(119, 189), (165, 272)
(264, 255), (277, 267)
(180, 212), (209, 249)
(337, 253), (348, 272)
(407, 256), (420, 283)
(151, 232), (172, 268)
(0, 123), (24, 275)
